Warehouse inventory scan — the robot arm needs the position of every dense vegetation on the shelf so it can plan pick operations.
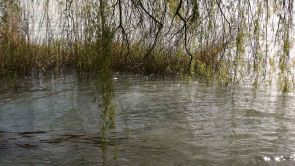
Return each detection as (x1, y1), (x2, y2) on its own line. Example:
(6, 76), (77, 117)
(0, 0), (294, 91)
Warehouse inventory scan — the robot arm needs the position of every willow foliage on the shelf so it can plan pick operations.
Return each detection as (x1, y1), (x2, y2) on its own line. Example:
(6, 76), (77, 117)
(0, 0), (294, 90)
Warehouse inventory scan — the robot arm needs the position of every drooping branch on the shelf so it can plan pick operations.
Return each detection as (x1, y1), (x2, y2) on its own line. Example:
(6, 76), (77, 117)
(134, 0), (164, 64)
(116, 0), (130, 58)
(175, 0), (193, 72)
(215, 0), (232, 33)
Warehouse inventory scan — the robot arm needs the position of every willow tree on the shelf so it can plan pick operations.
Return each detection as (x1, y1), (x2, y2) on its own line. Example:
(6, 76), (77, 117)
(0, 0), (28, 72)
(1, 0), (295, 90)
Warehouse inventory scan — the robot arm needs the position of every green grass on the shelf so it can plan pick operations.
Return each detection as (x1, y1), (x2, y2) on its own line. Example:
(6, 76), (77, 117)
(0, 36), (227, 79)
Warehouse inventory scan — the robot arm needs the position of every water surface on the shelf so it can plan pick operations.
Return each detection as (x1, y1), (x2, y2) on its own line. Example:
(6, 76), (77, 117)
(0, 73), (295, 165)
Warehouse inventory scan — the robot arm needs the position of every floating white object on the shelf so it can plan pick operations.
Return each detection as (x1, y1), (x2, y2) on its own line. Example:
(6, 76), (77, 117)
(113, 77), (118, 80)
(263, 157), (271, 161)
(274, 156), (280, 161)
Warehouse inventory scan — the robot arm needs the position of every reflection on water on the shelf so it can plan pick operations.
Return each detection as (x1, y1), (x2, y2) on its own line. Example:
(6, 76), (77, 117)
(0, 73), (295, 165)
(95, 69), (118, 165)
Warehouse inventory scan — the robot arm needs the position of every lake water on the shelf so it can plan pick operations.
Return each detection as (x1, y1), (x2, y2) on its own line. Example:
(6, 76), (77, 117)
(0, 72), (295, 165)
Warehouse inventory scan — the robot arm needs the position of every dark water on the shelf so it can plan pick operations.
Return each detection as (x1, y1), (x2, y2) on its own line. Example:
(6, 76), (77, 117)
(0, 73), (295, 166)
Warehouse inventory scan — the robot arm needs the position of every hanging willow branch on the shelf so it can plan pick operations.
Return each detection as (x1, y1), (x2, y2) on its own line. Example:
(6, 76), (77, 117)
(135, 0), (164, 64)
(175, 0), (193, 72)
(116, 0), (130, 58)
(1, 0), (295, 88)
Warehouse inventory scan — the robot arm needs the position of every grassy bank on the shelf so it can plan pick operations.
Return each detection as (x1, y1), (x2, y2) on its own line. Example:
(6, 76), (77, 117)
(1, 0), (295, 93)
(0, 37), (228, 81)
(1, 37), (294, 93)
